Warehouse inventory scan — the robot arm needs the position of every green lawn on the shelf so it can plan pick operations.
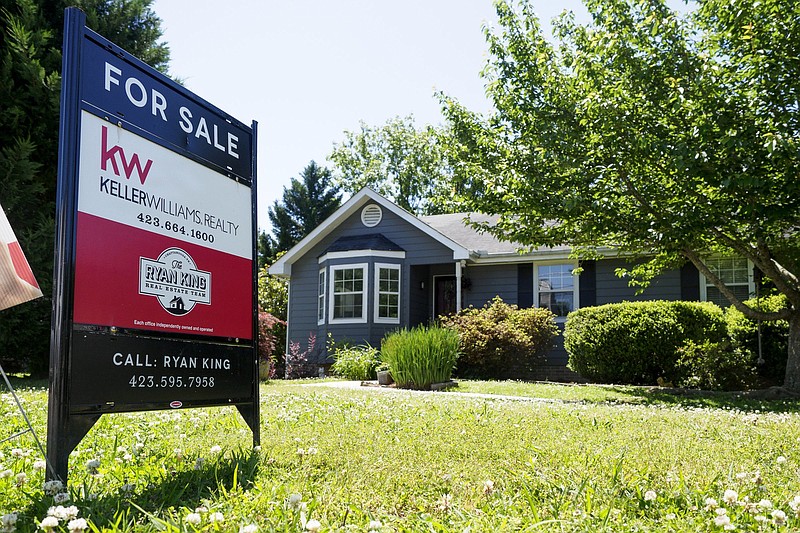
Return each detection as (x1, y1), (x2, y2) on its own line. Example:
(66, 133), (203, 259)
(1, 380), (799, 531)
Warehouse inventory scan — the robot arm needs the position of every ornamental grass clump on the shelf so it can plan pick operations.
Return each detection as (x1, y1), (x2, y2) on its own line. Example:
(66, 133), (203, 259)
(381, 325), (459, 389)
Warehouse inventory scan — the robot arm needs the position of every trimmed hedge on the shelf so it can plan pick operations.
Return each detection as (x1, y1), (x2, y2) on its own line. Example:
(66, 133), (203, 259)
(440, 297), (557, 379)
(565, 301), (727, 385)
(725, 294), (789, 384)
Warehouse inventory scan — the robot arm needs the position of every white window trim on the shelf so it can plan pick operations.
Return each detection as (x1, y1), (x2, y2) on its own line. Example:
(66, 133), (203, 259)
(699, 256), (755, 303)
(317, 268), (326, 325)
(374, 263), (401, 324)
(329, 263), (369, 324)
(533, 260), (579, 322)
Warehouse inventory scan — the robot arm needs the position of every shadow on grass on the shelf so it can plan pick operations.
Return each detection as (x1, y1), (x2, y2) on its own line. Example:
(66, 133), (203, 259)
(13, 450), (262, 529)
(601, 385), (800, 413)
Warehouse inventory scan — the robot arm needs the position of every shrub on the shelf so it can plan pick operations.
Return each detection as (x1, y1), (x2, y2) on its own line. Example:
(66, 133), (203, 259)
(286, 332), (317, 379)
(331, 344), (381, 380)
(565, 300), (726, 385)
(675, 340), (757, 391)
(381, 326), (459, 390)
(440, 297), (558, 379)
(258, 311), (285, 381)
(725, 294), (789, 384)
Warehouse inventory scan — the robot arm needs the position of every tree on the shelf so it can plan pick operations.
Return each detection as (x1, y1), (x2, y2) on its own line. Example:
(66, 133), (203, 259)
(267, 161), (341, 254)
(0, 0), (170, 374)
(329, 116), (458, 215)
(440, 0), (800, 389)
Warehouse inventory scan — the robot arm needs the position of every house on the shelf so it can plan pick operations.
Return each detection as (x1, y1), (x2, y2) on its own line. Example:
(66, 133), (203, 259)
(269, 188), (756, 380)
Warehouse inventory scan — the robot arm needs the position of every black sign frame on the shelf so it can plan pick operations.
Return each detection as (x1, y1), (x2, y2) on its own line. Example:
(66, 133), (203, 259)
(47, 8), (259, 482)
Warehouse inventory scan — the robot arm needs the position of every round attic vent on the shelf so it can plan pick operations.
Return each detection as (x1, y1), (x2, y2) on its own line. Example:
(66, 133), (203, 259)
(361, 204), (383, 227)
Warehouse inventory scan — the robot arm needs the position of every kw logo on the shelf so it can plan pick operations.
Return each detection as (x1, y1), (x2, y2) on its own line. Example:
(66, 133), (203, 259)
(100, 125), (153, 185)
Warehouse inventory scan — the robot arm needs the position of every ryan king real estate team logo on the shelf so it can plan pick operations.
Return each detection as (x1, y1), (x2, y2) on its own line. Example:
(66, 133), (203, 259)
(139, 248), (211, 316)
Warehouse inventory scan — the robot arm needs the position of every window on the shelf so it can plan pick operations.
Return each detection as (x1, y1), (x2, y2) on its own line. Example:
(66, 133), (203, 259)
(535, 262), (578, 319)
(701, 256), (753, 307)
(375, 263), (400, 323)
(317, 269), (325, 324)
(329, 263), (368, 323)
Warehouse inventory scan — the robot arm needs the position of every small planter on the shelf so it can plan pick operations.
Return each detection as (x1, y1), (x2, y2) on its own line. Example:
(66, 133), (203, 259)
(376, 370), (393, 385)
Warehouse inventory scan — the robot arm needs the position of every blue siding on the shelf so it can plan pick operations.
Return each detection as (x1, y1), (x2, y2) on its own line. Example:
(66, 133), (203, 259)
(595, 259), (682, 304)
(464, 264), (518, 307)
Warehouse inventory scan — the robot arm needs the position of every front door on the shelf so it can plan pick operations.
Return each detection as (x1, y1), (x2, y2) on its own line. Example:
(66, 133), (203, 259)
(434, 276), (457, 317)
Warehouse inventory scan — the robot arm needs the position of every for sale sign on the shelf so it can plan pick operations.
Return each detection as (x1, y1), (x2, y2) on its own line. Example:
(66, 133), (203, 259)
(48, 8), (259, 482)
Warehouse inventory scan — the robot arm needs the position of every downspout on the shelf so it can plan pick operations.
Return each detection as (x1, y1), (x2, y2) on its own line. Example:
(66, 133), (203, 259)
(456, 260), (464, 313)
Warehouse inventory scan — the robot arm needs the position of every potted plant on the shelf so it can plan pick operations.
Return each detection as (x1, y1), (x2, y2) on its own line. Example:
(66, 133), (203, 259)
(376, 363), (393, 385)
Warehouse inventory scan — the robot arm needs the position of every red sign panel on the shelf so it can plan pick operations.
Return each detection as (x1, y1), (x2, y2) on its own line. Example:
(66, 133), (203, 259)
(73, 113), (253, 339)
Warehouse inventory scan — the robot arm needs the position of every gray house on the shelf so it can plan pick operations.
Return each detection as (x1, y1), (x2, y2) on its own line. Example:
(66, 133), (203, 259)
(269, 188), (756, 380)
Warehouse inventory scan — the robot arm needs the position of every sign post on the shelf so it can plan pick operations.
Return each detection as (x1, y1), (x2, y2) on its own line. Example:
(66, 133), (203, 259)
(49, 8), (259, 482)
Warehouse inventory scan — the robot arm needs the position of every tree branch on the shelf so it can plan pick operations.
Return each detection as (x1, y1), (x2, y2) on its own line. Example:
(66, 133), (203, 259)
(683, 248), (791, 321)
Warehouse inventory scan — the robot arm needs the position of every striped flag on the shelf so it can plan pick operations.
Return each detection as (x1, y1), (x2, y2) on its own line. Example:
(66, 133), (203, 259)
(0, 202), (43, 311)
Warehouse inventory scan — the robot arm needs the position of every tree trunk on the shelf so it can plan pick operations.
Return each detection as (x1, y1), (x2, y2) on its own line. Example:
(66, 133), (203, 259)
(783, 312), (800, 392)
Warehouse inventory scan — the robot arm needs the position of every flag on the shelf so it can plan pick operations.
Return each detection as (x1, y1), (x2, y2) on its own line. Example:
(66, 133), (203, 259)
(0, 202), (43, 311)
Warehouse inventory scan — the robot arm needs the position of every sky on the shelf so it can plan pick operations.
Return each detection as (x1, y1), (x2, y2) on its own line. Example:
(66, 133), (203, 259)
(149, 1), (593, 232)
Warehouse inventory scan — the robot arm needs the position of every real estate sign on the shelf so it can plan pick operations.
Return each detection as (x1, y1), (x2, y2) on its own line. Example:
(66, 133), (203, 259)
(48, 8), (259, 481)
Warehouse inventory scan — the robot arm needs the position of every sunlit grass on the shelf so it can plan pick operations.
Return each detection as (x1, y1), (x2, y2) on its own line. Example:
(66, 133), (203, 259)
(1, 380), (799, 531)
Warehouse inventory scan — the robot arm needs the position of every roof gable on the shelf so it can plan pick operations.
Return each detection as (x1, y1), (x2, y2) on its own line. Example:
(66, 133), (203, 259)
(269, 188), (469, 276)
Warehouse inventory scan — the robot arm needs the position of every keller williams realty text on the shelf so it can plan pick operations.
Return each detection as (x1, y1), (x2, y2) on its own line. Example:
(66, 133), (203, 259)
(99, 176), (240, 236)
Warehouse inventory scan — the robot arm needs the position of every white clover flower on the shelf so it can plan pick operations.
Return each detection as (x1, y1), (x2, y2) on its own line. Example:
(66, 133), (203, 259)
(239, 525), (258, 533)
(0, 470), (12, 479)
(53, 492), (70, 504)
(10, 449), (23, 458)
(716, 508), (728, 516)
(63, 507), (79, 521)
(713, 514), (731, 527)
(133, 443), (144, 452)
(43, 480), (64, 496)
(306, 447), (318, 455)
(735, 472), (748, 480)
(771, 509), (787, 526)
(1, 513), (18, 530)
(67, 518), (88, 533)
(752, 471), (763, 485)
(304, 519), (321, 532)
(483, 480), (495, 495)
(289, 493), (303, 510)
(757, 499), (773, 509)
(33, 460), (47, 471)
(184, 513), (202, 526)
(789, 495), (800, 516)
(644, 490), (657, 502)
(665, 513), (676, 520)
(85, 459), (100, 470)
(174, 449), (183, 460)
(208, 512), (224, 524)
(754, 515), (768, 523)
(39, 516), (59, 531)
(705, 497), (719, 510)
(368, 520), (382, 531)
(210, 445), (222, 454)
(436, 493), (453, 512)
(723, 489), (738, 504)
(253, 446), (261, 452)
(122, 453), (133, 462)
(15, 473), (27, 486)
(777, 456), (787, 465)
(194, 506), (208, 514)
(48, 506), (68, 520)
